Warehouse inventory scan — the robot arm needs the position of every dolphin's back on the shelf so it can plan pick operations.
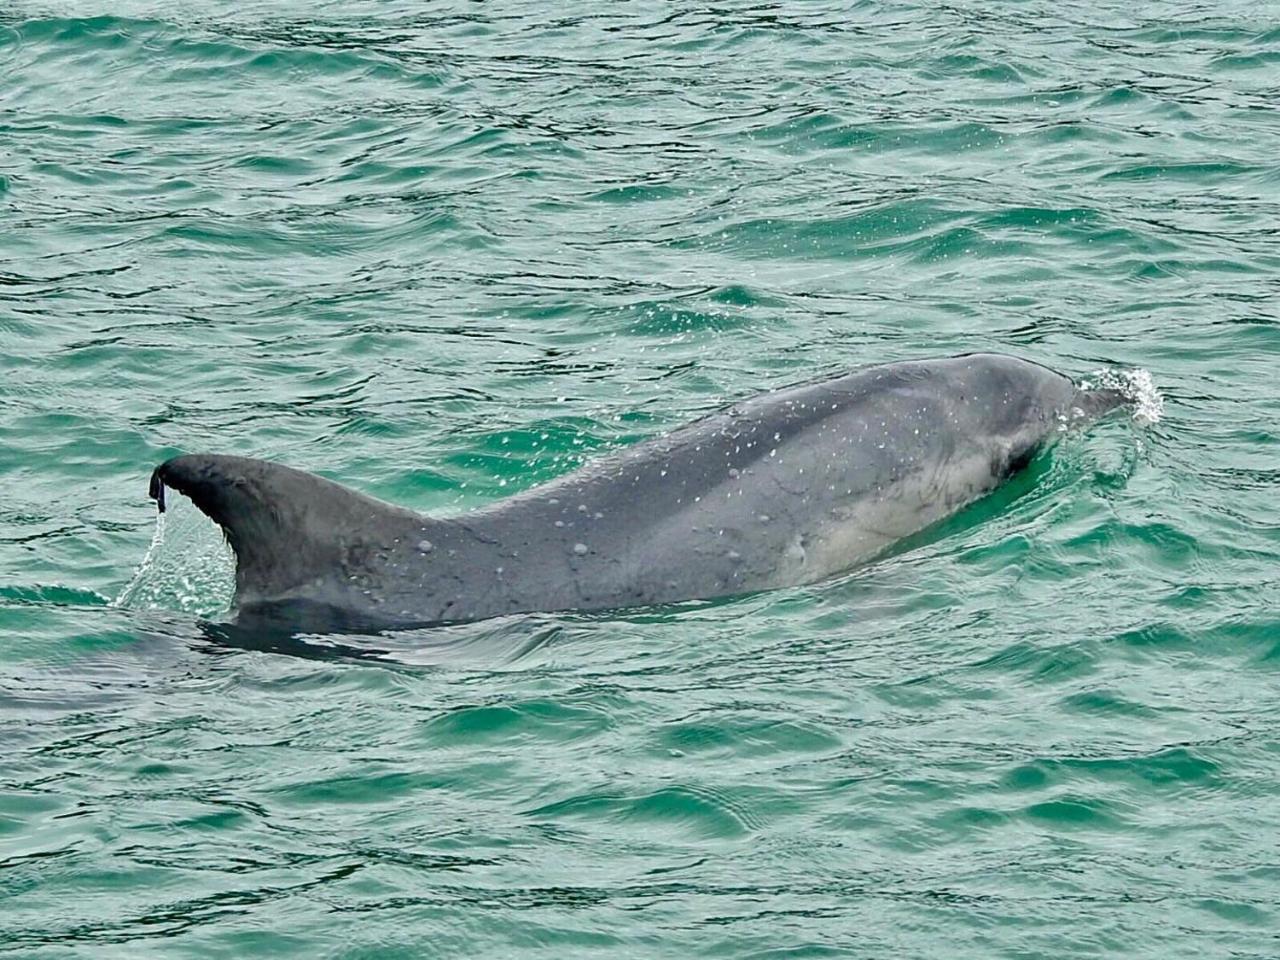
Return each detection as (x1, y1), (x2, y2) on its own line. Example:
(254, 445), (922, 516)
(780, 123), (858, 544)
(467, 354), (1062, 606)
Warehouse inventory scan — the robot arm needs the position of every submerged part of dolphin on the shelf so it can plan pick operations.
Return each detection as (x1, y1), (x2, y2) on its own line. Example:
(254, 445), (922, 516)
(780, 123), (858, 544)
(148, 354), (1127, 631)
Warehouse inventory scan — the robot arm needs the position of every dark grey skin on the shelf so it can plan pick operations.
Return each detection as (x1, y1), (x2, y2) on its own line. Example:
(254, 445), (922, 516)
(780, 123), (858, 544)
(149, 354), (1126, 631)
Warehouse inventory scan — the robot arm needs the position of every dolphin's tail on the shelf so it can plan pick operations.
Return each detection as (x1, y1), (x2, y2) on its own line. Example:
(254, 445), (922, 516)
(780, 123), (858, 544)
(149, 454), (421, 606)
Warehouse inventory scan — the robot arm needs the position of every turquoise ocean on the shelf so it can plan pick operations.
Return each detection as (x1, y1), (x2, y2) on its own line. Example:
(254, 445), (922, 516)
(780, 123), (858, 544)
(3, 2), (1278, 956)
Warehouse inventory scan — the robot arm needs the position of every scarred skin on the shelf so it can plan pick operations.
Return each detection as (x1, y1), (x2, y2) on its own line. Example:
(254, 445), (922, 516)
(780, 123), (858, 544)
(149, 353), (1124, 631)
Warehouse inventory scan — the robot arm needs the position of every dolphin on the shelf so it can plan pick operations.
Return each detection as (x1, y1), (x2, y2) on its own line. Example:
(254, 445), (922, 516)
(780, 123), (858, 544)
(148, 353), (1126, 631)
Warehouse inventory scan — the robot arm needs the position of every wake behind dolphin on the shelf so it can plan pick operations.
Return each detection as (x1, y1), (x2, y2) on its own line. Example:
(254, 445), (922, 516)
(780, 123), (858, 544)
(147, 354), (1131, 632)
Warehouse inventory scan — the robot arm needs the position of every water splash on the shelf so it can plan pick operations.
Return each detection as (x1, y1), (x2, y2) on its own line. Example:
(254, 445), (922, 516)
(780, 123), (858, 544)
(111, 494), (235, 617)
(1079, 367), (1165, 426)
(110, 511), (166, 609)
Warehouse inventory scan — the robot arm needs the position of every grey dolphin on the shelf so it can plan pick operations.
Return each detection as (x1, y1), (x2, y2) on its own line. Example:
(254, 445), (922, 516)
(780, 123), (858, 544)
(148, 353), (1126, 631)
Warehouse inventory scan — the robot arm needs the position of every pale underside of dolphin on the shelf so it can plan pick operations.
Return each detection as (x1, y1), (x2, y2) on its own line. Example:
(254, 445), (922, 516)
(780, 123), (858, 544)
(148, 353), (1126, 631)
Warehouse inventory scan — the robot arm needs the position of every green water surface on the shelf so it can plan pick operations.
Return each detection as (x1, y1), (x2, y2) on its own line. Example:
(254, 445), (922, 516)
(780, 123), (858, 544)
(2, 2), (1279, 957)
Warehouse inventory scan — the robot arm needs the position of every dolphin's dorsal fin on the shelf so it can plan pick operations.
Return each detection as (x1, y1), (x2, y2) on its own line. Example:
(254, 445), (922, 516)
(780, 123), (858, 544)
(149, 454), (426, 606)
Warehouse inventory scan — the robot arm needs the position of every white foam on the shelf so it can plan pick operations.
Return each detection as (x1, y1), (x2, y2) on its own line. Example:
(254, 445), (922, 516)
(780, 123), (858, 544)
(1079, 367), (1164, 426)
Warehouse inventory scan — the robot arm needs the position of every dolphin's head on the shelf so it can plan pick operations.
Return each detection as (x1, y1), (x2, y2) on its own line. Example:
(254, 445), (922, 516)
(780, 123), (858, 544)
(941, 353), (1126, 474)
